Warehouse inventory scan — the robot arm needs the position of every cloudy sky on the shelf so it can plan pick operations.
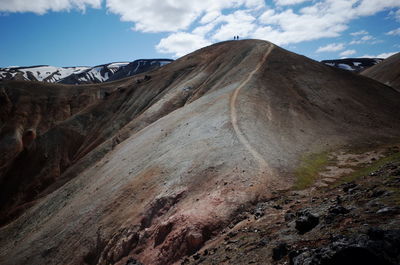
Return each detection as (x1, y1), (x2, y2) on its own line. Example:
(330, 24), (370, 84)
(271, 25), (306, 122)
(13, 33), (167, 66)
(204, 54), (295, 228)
(1, 0), (399, 67)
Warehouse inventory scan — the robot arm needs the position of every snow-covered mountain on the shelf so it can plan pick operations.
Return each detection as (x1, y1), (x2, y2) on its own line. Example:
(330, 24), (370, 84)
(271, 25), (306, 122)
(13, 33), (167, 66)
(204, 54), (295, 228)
(0, 65), (91, 83)
(321, 58), (383, 72)
(0, 59), (173, 84)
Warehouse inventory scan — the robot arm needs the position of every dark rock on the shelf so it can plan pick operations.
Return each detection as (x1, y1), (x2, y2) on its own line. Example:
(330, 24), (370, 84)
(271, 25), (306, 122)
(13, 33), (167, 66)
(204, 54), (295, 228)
(254, 209), (264, 219)
(370, 189), (386, 198)
(258, 238), (269, 247)
(290, 229), (400, 265)
(272, 242), (289, 261)
(376, 207), (396, 214)
(126, 257), (143, 265)
(272, 205), (283, 210)
(285, 212), (296, 222)
(181, 258), (190, 265)
(342, 182), (357, 192)
(392, 169), (400, 176)
(328, 205), (350, 215)
(367, 227), (385, 240)
(193, 253), (201, 260)
(325, 205), (349, 224)
(104, 91), (111, 98)
(295, 210), (319, 234)
(227, 231), (238, 238)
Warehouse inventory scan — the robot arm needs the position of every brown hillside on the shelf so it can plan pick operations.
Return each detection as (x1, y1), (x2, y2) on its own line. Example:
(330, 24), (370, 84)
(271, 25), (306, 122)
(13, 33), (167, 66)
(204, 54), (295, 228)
(0, 40), (400, 265)
(361, 52), (400, 92)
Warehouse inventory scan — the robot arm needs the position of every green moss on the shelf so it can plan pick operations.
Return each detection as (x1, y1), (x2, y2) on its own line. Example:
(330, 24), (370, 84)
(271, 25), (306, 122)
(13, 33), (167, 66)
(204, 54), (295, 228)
(335, 151), (400, 186)
(293, 152), (331, 190)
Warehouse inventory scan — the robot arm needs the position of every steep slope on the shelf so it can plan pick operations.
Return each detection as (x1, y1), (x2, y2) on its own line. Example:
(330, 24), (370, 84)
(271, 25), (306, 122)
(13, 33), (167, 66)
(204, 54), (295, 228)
(361, 52), (400, 92)
(0, 40), (400, 265)
(322, 58), (383, 72)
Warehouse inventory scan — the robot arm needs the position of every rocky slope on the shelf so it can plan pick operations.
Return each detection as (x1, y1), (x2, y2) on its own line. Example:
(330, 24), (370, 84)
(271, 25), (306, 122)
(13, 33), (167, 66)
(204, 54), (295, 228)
(361, 52), (400, 92)
(321, 58), (383, 72)
(0, 59), (173, 84)
(0, 40), (400, 265)
(184, 144), (400, 265)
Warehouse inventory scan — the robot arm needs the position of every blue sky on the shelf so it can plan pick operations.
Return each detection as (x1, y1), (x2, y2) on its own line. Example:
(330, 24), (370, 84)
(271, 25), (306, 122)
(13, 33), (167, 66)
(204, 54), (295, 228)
(0, 0), (399, 67)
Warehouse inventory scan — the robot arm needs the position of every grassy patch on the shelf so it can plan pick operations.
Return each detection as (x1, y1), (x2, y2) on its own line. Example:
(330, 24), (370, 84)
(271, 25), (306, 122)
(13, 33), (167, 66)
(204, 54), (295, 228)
(335, 151), (400, 186)
(293, 152), (331, 190)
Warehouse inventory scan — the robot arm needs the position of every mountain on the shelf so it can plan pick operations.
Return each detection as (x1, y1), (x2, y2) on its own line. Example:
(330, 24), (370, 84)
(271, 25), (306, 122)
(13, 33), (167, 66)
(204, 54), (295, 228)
(59, 59), (173, 84)
(361, 52), (400, 92)
(0, 59), (173, 84)
(321, 58), (383, 72)
(0, 40), (400, 265)
(0, 65), (91, 82)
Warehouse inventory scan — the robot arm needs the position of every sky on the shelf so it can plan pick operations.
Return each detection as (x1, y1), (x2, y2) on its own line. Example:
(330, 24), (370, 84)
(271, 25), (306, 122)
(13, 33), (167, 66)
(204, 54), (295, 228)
(0, 0), (399, 67)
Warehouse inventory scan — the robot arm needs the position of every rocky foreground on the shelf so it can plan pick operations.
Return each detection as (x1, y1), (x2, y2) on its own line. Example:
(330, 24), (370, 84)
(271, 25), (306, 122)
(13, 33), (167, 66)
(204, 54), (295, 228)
(183, 145), (400, 265)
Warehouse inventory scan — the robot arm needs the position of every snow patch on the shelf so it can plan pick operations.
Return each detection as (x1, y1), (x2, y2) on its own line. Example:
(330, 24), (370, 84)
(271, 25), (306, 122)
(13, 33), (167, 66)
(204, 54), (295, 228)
(338, 64), (354, 71)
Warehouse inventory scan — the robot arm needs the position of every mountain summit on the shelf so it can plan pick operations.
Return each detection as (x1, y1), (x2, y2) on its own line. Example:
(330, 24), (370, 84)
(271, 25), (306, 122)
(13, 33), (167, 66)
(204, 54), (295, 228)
(0, 40), (400, 265)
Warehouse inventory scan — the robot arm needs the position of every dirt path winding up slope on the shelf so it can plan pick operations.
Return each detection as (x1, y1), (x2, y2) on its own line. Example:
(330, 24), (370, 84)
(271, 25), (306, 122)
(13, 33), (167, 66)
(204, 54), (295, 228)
(230, 43), (274, 171)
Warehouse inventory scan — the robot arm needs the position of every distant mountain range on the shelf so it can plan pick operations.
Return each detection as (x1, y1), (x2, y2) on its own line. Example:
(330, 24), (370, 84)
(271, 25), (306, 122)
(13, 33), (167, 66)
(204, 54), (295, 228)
(321, 58), (383, 72)
(0, 59), (173, 84)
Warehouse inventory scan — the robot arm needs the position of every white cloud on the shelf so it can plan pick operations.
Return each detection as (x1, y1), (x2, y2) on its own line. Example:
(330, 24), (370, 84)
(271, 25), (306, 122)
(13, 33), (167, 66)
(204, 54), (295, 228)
(105, 0), (264, 32)
(211, 10), (257, 41)
(349, 34), (375, 45)
(376, 52), (398, 58)
(0, 0), (101, 14)
(316, 43), (345, 53)
(102, 0), (399, 55)
(354, 0), (400, 16)
(350, 30), (368, 36)
(340, 49), (356, 57)
(389, 9), (400, 21)
(274, 0), (311, 6)
(386, 28), (400, 36)
(1, 0), (400, 58)
(361, 52), (398, 58)
(156, 32), (212, 57)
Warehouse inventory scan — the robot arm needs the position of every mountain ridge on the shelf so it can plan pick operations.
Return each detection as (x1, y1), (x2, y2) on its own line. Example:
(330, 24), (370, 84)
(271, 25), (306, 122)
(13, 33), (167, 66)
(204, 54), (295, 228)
(321, 57), (383, 72)
(0, 59), (173, 84)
